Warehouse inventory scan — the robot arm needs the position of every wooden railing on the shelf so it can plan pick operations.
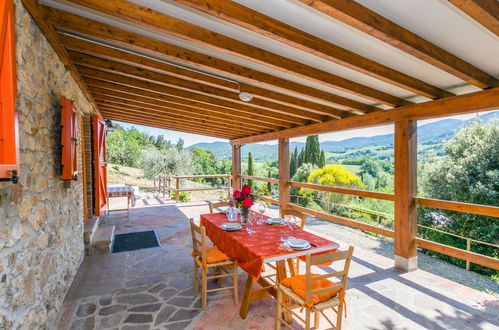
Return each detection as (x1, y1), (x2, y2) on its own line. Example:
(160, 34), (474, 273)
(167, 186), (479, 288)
(240, 175), (280, 205)
(283, 182), (499, 270)
(155, 174), (232, 202)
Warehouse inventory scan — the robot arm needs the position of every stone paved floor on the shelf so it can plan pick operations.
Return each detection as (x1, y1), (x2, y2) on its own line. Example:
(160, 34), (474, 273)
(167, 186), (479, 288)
(57, 198), (499, 330)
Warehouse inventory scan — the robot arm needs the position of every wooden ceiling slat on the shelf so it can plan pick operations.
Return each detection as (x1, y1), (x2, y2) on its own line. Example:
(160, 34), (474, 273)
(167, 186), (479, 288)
(231, 87), (499, 145)
(90, 90), (271, 132)
(43, 5), (377, 113)
(69, 52), (329, 123)
(449, 0), (499, 37)
(60, 34), (347, 118)
(173, 0), (453, 100)
(99, 105), (254, 138)
(82, 78), (289, 130)
(93, 95), (265, 134)
(63, 0), (411, 107)
(20, 0), (99, 113)
(77, 67), (311, 126)
(101, 112), (240, 139)
(301, 0), (498, 89)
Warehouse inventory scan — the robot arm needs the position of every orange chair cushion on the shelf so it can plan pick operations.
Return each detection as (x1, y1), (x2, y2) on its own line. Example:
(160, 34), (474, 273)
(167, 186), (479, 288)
(281, 274), (340, 304)
(206, 247), (231, 264)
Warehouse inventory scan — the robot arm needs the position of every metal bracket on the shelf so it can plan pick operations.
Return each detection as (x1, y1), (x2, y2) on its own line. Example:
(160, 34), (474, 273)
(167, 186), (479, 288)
(0, 170), (18, 184)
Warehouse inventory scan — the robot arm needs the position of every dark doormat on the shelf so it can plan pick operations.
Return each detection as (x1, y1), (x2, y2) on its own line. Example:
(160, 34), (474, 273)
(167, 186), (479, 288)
(112, 230), (160, 253)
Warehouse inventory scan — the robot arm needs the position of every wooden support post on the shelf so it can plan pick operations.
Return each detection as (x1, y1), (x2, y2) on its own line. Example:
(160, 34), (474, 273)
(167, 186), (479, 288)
(227, 175), (232, 200)
(175, 176), (180, 203)
(278, 138), (290, 218)
(394, 120), (418, 272)
(232, 144), (241, 191)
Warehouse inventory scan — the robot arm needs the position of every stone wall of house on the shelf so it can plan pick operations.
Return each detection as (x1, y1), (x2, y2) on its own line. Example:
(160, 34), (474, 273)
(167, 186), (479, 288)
(0, 0), (95, 328)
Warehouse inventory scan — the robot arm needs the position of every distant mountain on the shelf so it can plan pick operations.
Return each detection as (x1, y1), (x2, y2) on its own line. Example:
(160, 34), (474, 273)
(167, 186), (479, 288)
(188, 111), (498, 160)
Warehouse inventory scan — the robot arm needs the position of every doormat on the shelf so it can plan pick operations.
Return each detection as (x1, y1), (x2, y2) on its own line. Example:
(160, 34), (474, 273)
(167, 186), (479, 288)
(112, 230), (160, 253)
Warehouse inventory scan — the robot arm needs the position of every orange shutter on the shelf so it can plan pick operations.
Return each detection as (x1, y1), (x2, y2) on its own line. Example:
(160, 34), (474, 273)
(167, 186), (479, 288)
(93, 115), (107, 216)
(61, 96), (79, 180)
(0, 0), (19, 183)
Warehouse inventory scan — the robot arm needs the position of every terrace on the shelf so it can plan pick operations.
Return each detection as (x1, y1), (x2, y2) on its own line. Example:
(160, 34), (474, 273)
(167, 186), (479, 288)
(0, 0), (498, 329)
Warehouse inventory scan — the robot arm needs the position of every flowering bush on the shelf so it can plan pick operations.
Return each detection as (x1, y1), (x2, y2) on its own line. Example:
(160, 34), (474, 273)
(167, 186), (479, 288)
(231, 184), (256, 208)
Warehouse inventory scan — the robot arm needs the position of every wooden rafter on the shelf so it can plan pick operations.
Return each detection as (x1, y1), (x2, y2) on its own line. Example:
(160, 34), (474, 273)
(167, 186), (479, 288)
(82, 78), (290, 130)
(449, 0), (499, 37)
(69, 52), (329, 123)
(89, 91), (272, 132)
(60, 34), (346, 119)
(20, 0), (99, 113)
(43, 5), (377, 113)
(62, 0), (411, 107)
(301, 0), (498, 89)
(231, 87), (499, 144)
(173, 0), (453, 99)
(76, 66), (312, 126)
(101, 111), (239, 139)
(98, 103), (255, 137)
(92, 94), (266, 134)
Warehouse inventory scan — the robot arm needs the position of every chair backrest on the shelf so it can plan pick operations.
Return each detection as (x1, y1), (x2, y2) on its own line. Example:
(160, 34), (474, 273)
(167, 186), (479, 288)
(304, 246), (354, 303)
(283, 209), (307, 229)
(189, 218), (207, 263)
(208, 201), (229, 214)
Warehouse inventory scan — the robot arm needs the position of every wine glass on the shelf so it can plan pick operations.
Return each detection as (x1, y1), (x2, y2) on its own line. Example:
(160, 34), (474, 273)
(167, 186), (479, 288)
(257, 201), (267, 225)
(246, 218), (256, 234)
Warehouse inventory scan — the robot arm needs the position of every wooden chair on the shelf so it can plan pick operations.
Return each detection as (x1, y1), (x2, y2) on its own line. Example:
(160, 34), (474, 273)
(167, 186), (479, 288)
(208, 201), (229, 214)
(275, 246), (354, 330)
(189, 218), (238, 309)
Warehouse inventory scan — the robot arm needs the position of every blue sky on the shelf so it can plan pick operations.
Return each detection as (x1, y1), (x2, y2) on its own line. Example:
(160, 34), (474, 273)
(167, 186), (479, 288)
(116, 111), (494, 147)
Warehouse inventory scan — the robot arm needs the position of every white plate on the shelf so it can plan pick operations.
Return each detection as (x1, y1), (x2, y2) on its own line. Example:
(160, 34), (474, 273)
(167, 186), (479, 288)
(221, 223), (242, 231)
(284, 241), (311, 250)
(216, 207), (228, 214)
(287, 238), (309, 248)
(266, 218), (285, 225)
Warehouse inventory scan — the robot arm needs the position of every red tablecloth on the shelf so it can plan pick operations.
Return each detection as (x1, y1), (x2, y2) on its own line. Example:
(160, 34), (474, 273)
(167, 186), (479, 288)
(200, 212), (337, 279)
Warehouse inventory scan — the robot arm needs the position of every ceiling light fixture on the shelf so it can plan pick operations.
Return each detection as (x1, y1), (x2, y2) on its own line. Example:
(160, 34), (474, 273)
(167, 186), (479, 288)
(238, 92), (253, 102)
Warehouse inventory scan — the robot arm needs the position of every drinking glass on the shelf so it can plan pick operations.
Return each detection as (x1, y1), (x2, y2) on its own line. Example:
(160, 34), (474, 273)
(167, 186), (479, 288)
(246, 218), (256, 234)
(257, 202), (267, 225)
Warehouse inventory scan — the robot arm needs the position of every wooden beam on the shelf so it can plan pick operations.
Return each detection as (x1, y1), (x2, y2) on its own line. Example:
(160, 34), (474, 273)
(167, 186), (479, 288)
(90, 90), (269, 132)
(77, 67), (309, 126)
(394, 120), (418, 272)
(289, 181), (395, 201)
(232, 145), (242, 191)
(20, 0), (99, 113)
(417, 197), (499, 218)
(100, 110), (239, 139)
(62, 0), (410, 107)
(301, 0), (498, 89)
(449, 0), (499, 37)
(278, 138), (290, 218)
(44, 5), (376, 113)
(60, 35), (346, 119)
(231, 87), (499, 145)
(83, 78), (287, 130)
(70, 52), (328, 123)
(174, 0), (452, 99)
(417, 238), (499, 270)
(94, 97), (265, 134)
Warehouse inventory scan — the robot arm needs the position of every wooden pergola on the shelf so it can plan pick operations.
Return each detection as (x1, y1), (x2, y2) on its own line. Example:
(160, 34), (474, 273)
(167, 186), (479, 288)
(23, 0), (499, 271)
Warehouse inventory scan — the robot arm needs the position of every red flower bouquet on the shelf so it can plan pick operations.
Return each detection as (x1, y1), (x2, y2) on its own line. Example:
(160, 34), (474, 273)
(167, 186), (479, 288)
(231, 184), (256, 224)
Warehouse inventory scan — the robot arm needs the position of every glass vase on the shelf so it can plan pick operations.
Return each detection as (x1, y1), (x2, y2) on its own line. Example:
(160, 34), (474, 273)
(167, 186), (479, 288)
(240, 207), (250, 225)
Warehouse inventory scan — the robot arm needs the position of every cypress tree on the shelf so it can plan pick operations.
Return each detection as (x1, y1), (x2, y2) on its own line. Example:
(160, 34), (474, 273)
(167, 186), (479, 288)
(304, 135), (321, 166)
(247, 152), (254, 188)
(290, 146), (298, 178)
(319, 150), (326, 168)
(298, 148), (304, 168)
(267, 169), (272, 192)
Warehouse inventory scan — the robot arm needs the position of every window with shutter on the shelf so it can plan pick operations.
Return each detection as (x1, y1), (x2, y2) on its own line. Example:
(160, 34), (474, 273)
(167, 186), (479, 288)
(61, 96), (79, 180)
(0, 0), (19, 184)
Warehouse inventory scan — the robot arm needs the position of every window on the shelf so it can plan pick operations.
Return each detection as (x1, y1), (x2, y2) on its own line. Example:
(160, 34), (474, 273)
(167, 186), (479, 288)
(0, 0), (18, 183)
(60, 96), (79, 180)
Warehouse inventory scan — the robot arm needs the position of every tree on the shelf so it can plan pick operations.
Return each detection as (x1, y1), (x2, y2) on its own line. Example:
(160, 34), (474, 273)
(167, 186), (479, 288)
(176, 138), (185, 150)
(140, 147), (193, 179)
(304, 135), (321, 165)
(420, 120), (499, 274)
(300, 165), (364, 212)
(290, 163), (318, 204)
(247, 152), (254, 188)
(319, 150), (326, 168)
(290, 146), (298, 178)
(106, 126), (151, 167)
(267, 169), (272, 192)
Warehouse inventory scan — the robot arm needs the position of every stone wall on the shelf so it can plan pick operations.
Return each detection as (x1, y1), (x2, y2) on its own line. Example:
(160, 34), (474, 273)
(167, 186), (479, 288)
(0, 0), (95, 328)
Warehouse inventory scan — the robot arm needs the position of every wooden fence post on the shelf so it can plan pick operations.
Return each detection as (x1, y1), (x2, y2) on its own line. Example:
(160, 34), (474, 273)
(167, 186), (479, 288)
(278, 138), (290, 217)
(394, 120), (418, 272)
(232, 144), (241, 191)
(227, 175), (232, 200)
(175, 176), (180, 203)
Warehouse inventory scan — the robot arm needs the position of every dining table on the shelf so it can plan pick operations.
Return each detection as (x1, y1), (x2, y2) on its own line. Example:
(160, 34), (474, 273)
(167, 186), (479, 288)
(200, 211), (339, 320)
